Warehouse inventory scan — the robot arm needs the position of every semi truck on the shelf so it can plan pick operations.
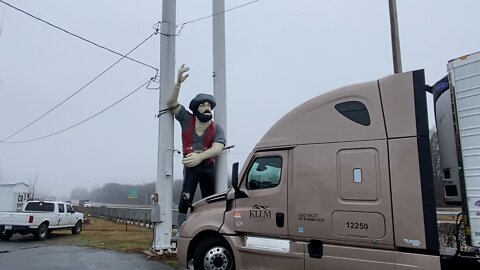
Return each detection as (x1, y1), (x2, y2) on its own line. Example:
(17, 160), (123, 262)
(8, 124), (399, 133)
(176, 52), (480, 269)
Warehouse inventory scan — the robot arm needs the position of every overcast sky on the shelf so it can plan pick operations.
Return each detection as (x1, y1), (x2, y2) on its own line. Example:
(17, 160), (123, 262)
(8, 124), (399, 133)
(0, 0), (479, 199)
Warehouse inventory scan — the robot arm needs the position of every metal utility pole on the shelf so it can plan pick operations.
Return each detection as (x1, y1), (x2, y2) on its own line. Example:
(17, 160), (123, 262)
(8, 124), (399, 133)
(153, 0), (176, 251)
(388, 0), (402, 73)
(212, 0), (228, 193)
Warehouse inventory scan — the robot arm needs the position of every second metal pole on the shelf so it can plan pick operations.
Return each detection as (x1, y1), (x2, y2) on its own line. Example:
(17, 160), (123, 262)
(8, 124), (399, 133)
(389, 0), (402, 74)
(212, 0), (228, 193)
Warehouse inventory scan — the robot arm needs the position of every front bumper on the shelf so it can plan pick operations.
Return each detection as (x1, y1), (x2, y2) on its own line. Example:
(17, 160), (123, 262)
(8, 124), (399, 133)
(177, 236), (193, 268)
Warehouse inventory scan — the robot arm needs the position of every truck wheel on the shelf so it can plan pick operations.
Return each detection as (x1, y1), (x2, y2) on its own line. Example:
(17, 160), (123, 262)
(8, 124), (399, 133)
(72, 220), (83, 235)
(34, 223), (49, 241)
(0, 231), (13, 241)
(193, 237), (235, 270)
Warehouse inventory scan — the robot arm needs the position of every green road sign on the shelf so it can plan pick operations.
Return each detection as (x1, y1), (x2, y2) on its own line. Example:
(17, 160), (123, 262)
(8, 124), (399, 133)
(128, 189), (139, 199)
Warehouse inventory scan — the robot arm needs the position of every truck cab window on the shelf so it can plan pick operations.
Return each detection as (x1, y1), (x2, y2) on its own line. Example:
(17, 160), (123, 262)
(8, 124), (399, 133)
(66, 204), (75, 213)
(246, 156), (282, 190)
(24, 202), (55, 212)
(335, 101), (370, 126)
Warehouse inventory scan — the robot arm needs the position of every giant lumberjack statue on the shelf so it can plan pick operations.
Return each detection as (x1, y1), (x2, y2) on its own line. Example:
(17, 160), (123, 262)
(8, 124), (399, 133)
(167, 64), (226, 227)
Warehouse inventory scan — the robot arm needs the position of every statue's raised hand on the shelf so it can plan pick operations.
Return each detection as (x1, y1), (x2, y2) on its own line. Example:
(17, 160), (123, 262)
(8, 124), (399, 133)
(177, 64), (190, 84)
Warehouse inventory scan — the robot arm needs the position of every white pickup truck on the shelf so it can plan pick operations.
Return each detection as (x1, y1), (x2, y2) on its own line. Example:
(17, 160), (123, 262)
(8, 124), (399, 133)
(0, 201), (84, 241)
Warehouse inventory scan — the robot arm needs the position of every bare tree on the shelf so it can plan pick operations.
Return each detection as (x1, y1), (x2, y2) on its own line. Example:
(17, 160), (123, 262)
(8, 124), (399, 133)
(28, 173), (40, 200)
(430, 129), (447, 207)
(70, 187), (89, 200)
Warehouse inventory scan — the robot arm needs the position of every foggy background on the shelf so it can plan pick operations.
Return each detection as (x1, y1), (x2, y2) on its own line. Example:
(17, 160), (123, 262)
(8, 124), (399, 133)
(0, 0), (479, 200)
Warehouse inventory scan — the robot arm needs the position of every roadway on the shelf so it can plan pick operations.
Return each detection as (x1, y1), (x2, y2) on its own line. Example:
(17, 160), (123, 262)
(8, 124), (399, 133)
(0, 235), (176, 270)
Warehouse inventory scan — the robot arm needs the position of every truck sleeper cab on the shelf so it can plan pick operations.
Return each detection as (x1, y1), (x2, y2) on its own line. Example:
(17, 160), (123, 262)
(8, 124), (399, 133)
(177, 70), (479, 270)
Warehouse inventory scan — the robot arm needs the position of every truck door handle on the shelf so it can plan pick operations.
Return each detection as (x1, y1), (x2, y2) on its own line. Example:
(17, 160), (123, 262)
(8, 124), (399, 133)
(276, 213), (284, 228)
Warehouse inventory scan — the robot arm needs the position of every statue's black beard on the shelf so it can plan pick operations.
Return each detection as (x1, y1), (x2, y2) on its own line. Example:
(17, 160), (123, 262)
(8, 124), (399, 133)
(196, 111), (212, 122)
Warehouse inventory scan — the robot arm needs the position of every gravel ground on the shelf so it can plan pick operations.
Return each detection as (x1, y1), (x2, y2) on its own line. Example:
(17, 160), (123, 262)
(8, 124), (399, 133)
(438, 222), (478, 253)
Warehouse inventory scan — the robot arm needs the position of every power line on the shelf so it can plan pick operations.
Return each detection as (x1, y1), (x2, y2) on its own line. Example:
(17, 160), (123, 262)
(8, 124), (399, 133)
(0, 0), (262, 143)
(1, 78), (153, 144)
(0, 31), (158, 143)
(0, 5), (5, 38)
(181, 0), (259, 26)
(176, 0), (260, 35)
(0, 0), (157, 71)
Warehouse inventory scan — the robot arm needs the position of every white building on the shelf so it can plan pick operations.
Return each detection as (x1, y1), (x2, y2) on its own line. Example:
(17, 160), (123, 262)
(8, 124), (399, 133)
(0, 182), (30, 212)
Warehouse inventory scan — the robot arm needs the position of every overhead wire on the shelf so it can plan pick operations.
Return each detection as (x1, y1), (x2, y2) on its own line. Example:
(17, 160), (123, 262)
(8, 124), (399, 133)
(179, 0), (259, 26)
(0, 30), (159, 143)
(2, 77), (154, 144)
(0, 4), (5, 39)
(176, 0), (260, 36)
(0, 0), (261, 143)
(146, 74), (160, 90)
(0, 0), (156, 71)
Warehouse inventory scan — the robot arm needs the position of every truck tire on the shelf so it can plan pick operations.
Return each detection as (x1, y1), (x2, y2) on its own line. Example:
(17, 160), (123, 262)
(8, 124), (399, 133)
(0, 231), (13, 241)
(193, 237), (235, 270)
(72, 220), (82, 235)
(34, 223), (49, 241)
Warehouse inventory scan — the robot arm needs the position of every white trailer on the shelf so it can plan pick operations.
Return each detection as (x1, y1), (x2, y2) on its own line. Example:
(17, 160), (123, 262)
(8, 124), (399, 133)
(447, 51), (480, 247)
(0, 182), (30, 212)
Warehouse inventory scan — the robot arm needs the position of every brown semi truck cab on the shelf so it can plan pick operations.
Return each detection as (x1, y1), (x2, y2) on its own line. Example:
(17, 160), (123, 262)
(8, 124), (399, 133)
(177, 53), (480, 270)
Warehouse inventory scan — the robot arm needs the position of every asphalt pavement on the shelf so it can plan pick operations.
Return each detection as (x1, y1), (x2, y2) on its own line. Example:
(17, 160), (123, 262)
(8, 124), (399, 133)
(0, 235), (176, 270)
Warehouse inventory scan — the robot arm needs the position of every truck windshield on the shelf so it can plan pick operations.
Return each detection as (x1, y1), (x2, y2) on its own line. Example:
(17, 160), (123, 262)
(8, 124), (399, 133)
(24, 202), (55, 212)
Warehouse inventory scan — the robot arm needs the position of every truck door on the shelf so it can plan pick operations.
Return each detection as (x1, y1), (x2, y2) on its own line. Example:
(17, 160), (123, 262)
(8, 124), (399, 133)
(57, 203), (67, 226)
(233, 150), (306, 269)
(234, 150), (289, 236)
(65, 204), (75, 226)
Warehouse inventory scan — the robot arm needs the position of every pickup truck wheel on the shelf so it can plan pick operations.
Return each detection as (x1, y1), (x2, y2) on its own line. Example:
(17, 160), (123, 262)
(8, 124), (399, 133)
(72, 220), (82, 235)
(193, 237), (235, 270)
(0, 231), (13, 241)
(34, 223), (49, 241)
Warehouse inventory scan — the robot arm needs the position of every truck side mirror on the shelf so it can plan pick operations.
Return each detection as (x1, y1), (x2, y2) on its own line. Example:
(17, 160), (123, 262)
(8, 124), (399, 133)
(232, 162), (248, 199)
(232, 162), (239, 192)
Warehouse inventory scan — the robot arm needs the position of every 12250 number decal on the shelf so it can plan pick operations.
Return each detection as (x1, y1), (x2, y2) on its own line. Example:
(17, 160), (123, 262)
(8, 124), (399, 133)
(346, 222), (369, 230)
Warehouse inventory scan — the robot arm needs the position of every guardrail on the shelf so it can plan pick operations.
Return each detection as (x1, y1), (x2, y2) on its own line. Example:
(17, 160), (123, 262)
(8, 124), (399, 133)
(75, 205), (179, 228)
(437, 210), (461, 216)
